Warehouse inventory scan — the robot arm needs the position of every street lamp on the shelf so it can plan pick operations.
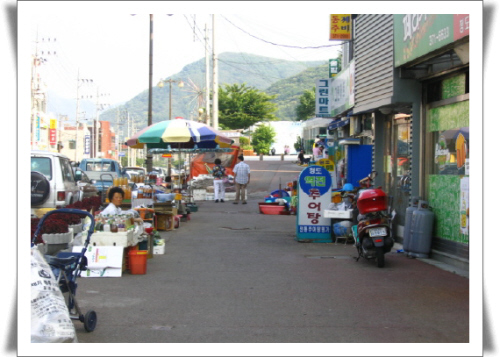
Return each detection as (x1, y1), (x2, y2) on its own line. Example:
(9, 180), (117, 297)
(157, 79), (184, 120)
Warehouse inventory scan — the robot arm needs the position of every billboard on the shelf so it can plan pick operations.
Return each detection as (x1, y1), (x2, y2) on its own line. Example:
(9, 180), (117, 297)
(329, 15), (351, 40)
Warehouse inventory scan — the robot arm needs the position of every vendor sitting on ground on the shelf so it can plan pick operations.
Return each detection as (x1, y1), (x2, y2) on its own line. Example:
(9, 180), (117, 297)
(100, 186), (142, 222)
(298, 150), (310, 165)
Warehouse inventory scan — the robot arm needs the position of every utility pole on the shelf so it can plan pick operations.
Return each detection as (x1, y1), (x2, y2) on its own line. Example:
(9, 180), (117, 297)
(146, 13), (154, 172)
(127, 112), (131, 167)
(212, 15), (219, 130)
(75, 69), (80, 162)
(205, 23), (211, 125)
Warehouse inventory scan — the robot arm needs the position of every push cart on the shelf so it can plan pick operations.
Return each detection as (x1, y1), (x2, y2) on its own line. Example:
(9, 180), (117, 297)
(31, 208), (98, 332)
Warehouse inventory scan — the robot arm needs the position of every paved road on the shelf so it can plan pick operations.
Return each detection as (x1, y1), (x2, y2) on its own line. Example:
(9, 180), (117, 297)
(73, 158), (469, 351)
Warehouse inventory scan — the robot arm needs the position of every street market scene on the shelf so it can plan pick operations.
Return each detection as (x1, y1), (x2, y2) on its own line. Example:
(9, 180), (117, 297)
(20, 2), (483, 356)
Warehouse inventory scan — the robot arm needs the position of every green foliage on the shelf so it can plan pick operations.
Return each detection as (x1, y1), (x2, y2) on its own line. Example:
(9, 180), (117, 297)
(251, 124), (276, 155)
(294, 136), (302, 151)
(218, 83), (278, 130)
(239, 136), (250, 145)
(266, 62), (329, 121)
(296, 87), (316, 121)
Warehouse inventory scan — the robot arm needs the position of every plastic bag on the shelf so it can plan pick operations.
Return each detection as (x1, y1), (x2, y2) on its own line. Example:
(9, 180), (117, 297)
(31, 245), (78, 343)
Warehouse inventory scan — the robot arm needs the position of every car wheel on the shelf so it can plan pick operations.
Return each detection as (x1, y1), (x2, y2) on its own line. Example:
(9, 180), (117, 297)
(31, 171), (50, 205)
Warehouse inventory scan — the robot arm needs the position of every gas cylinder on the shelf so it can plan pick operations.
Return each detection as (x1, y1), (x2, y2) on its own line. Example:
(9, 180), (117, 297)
(403, 196), (420, 254)
(408, 201), (435, 258)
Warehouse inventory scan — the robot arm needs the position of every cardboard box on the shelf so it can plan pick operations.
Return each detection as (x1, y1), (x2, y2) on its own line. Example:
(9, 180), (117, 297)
(89, 227), (140, 247)
(72, 245), (124, 277)
(156, 213), (175, 231)
(323, 209), (353, 219)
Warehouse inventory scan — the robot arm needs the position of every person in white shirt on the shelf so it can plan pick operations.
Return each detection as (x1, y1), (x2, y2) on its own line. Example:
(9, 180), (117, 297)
(100, 186), (141, 220)
(232, 155), (250, 204)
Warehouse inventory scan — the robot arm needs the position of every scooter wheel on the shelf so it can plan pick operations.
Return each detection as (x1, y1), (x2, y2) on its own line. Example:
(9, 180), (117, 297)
(84, 310), (97, 332)
(376, 247), (385, 268)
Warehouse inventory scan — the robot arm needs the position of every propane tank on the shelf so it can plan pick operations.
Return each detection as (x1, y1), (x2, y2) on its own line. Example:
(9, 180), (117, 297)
(403, 196), (420, 254)
(408, 201), (435, 258)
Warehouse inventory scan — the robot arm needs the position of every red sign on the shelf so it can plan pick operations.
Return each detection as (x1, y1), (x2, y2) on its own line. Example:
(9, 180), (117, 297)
(49, 129), (57, 145)
(453, 14), (469, 41)
(162, 154), (172, 158)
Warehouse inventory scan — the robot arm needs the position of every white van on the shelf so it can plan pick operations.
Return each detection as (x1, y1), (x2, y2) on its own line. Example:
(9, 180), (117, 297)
(31, 151), (80, 213)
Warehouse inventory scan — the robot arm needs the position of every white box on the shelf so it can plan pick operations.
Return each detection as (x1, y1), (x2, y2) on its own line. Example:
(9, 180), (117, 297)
(72, 245), (124, 278)
(205, 193), (214, 201)
(89, 226), (141, 247)
(323, 209), (353, 219)
(153, 245), (165, 255)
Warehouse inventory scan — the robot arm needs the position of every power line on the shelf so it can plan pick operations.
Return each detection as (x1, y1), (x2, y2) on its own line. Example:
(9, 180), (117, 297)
(221, 15), (347, 49)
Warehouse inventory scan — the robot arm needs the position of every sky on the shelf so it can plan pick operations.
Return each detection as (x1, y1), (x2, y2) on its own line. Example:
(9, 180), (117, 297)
(7, 1), (497, 357)
(21, 3), (346, 109)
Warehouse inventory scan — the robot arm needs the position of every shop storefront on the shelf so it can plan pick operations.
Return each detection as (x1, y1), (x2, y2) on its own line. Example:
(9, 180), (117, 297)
(394, 14), (470, 261)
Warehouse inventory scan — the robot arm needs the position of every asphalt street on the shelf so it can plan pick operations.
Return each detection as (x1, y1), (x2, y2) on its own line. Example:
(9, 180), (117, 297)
(73, 156), (469, 350)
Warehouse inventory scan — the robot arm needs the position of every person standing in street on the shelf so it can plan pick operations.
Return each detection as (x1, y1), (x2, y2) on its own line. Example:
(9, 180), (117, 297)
(212, 158), (226, 203)
(233, 155), (250, 204)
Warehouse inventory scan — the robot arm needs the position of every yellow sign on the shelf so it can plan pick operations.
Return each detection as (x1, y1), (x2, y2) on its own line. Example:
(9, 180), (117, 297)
(50, 118), (57, 129)
(317, 158), (335, 172)
(329, 14), (351, 40)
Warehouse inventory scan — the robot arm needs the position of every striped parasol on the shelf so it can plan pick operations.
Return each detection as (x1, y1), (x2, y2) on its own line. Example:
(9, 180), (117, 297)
(125, 118), (233, 150)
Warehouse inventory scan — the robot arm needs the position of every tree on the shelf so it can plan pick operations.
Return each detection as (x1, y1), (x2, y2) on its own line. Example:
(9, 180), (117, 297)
(218, 83), (278, 130)
(295, 87), (316, 121)
(251, 124), (276, 155)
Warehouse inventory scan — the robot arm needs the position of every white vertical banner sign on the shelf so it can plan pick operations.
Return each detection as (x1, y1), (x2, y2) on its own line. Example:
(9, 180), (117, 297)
(296, 165), (333, 243)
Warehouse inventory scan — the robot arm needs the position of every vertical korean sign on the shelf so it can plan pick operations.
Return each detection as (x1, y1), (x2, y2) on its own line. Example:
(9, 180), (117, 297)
(329, 15), (351, 40)
(49, 118), (57, 146)
(315, 79), (332, 118)
(84, 135), (90, 155)
(296, 165), (333, 242)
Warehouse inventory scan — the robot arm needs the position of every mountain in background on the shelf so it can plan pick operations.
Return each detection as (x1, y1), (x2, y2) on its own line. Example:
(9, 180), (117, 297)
(47, 52), (328, 130)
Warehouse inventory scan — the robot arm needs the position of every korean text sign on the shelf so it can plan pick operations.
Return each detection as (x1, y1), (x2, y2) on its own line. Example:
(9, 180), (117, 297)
(296, 166), (333, 242)
(316, 79), (333, 118)
(330, 15), (351, 40)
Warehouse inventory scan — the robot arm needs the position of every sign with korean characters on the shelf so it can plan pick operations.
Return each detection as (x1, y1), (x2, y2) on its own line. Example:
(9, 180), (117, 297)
(296, 165), (333, 242)
(329, 58), (340, 78)
(49, 129), (56, 145)
(330, 61), (355, 117)
(329, 14), (351, 40)
(84, 135), (90, 155)
(394, 14), (470, 67)
(315, 79), (333, 118)
(317, 158), (338, 189)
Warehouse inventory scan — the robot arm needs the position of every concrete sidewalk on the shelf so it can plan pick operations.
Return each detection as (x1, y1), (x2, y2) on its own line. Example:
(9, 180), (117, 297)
(73, 159), (469, 348)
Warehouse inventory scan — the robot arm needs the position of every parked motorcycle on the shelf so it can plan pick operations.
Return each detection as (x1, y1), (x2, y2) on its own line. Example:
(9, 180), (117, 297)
(353, 171), (394, 268)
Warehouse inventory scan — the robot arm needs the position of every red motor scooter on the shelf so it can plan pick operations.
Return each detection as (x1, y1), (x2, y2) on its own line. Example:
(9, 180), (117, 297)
(354, 171), (394, 268)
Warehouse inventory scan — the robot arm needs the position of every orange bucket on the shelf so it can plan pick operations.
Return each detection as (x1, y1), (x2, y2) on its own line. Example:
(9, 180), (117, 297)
(128, 250), (148, 275)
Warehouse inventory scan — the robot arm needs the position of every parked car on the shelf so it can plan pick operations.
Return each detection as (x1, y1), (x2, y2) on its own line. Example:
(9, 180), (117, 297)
(152, 167), (168, 180)
(72, 167), (99, 201)
(31, 150), (80, 213)
(123, 166), (147, 180)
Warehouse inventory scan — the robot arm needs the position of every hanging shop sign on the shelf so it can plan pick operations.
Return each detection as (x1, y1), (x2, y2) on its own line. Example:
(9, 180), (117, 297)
(329, 14), (352, 40)
(330, 61), (355, 117)
(394, 14), (470, 67)
(49, 129), (56, 146)
(84, 135), (90, 155)
(315, 79), (333, 118)
(329, 58), (340, 78)
(328, 118), (350, 131)
(296, 165), (333, 243)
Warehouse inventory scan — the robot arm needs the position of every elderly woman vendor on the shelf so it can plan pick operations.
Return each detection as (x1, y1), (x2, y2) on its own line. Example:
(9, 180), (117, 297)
(100, 186), (142, 222)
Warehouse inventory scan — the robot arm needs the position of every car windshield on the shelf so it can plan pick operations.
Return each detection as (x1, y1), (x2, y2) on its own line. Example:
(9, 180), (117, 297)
(31, 157), (52, 180)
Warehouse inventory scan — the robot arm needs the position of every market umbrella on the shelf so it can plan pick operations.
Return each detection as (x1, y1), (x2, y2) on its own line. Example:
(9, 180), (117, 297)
(125, 118), (233, 150)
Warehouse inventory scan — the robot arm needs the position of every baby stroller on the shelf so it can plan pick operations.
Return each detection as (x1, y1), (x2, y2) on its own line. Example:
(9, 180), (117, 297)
(31, 208), (97, 332)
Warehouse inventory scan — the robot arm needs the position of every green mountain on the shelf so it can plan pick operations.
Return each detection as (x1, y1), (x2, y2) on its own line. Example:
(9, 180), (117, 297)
(267, 62), (329, 121)
(98, 52), (326, 129)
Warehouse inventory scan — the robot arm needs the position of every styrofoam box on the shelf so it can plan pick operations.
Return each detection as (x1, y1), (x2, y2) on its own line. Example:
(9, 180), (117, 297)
(323, 209), (353, 219)
(89, 226), (141, 247)
(153, 245), (165, 255)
